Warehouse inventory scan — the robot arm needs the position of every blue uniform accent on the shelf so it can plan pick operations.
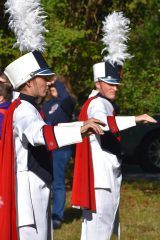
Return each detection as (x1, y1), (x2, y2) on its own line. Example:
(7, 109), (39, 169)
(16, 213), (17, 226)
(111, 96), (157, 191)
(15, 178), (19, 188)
(30, 67), (54, 77)
(19, 93), (52, 185)
(99, 77), (120, 84)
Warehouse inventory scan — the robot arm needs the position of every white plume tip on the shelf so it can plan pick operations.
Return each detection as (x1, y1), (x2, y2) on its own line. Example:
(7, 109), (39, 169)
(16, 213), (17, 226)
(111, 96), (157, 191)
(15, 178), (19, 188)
(101, 11), (132, 66)
(5, 0), (48, 52)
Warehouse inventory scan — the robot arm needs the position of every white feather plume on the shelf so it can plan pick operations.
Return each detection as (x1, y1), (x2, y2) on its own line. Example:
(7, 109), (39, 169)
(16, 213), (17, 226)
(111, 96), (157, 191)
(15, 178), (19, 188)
(101, 11), (132, 66)
(5, 0), (48, 52)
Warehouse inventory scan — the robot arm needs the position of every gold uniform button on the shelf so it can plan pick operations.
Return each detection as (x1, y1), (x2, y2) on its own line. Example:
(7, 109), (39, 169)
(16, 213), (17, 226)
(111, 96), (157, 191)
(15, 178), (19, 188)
(50, 142), (54, 146)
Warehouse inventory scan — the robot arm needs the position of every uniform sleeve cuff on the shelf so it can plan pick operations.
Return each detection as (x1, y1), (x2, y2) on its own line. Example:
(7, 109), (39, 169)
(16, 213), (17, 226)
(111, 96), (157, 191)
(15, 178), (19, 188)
(43, 125), (58, 151)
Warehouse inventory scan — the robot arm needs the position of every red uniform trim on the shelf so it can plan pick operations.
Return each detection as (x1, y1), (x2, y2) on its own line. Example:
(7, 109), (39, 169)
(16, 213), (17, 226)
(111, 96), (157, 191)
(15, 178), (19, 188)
(107, 116), (121, 141)
(0, 98), (21, 240)
(43, 125), (58, 151)
(71, 96), (97, 211)
(39, 110), (45, 119)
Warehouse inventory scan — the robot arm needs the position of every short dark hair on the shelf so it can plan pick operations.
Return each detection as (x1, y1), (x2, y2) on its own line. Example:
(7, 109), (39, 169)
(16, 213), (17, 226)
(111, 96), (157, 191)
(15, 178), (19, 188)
(0, 83), (13, 101)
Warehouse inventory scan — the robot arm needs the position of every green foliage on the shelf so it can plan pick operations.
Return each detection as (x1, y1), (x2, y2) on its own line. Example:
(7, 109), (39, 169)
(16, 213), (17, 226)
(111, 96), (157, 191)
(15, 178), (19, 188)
(0, 0), (160, 114)
(118, 65), (160, 115)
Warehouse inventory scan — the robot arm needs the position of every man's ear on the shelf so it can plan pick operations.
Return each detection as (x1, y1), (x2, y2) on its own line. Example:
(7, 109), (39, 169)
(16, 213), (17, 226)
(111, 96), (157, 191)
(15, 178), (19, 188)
(26, 80), (32, 88)
(95, 81), (100, 90)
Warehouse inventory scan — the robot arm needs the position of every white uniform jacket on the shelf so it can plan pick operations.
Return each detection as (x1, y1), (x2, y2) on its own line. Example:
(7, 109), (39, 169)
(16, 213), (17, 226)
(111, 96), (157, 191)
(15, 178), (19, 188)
(13, 94), (83, 228)
(87, 90), (136, 188)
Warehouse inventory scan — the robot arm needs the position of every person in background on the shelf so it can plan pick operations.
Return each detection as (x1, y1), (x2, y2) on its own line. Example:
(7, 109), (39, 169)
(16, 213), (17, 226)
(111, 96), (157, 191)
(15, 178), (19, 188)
(0, 72), (12, 209)
(0, 72), (12, 140)
(42, 75), (77, 229)
(0, 71), (19, 100)
(0, 82), (12, 139)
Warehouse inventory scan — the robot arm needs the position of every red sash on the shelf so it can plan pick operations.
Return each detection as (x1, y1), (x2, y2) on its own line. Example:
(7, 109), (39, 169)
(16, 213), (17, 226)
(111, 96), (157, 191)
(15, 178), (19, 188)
(71, 96), (121, 211)
(0, 98), (21, 240)
(71, 96), (97, 211)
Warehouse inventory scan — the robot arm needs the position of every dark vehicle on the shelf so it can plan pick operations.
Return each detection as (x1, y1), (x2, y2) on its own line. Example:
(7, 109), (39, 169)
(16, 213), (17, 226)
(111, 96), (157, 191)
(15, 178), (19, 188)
(120, 115), (160, 173)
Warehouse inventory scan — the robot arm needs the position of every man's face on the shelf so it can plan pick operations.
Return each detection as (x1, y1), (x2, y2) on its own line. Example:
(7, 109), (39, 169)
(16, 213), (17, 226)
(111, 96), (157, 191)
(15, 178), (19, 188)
(31, 76), (49, 97)
(50, 86), (58, 98)
(96, 81), (119, 100)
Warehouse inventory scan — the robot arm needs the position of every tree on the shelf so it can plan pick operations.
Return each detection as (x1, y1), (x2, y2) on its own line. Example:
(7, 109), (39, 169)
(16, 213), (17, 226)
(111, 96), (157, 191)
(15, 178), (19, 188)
(0, 0), (159, 114)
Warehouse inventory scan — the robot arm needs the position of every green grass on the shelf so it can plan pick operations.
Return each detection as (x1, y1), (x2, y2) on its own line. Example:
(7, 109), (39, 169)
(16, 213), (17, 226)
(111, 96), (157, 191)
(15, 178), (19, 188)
(53, 180), (160, 240)
(120, 180), (160, 240)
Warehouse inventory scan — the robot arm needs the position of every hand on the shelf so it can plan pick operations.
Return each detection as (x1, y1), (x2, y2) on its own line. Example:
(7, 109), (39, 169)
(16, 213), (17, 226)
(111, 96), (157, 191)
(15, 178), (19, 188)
(135, 114), (157, 124)
(81, 118), (106, 137)
(47, 81), (55, 88)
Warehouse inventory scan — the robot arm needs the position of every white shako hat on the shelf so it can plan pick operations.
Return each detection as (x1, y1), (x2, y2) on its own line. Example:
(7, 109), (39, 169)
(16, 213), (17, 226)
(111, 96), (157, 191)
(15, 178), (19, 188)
(93, 12), (132, 85)
(4, 0), (54, 89)
(4, 50), (54, 89)
(93, 61), (122, 85)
